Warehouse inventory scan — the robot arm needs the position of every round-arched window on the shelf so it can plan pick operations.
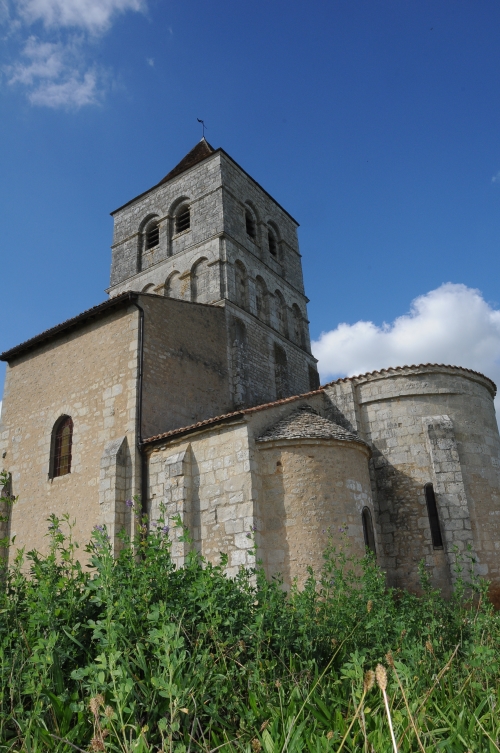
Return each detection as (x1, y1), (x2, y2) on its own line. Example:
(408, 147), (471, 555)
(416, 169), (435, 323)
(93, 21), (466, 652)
(51, 416), (73, 478)
(175, 204), (190, 234)
(145, 222), (159, 250)
(268, 230), (277, 256)
(245, 210), (256, 239)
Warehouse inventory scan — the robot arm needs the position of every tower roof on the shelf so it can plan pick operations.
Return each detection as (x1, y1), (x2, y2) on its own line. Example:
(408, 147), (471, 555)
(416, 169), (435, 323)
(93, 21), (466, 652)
(156, 138), (216, 185)
(256, 405), (365, 444)
(110, 139), (299, 223)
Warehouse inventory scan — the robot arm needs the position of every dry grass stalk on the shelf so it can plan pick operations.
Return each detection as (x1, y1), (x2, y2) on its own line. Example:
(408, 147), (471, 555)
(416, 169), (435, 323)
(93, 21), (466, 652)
(334, 687), (368, 753)
(398, 643), (460, 748)
(474, 715), (500, 752)
(336, 670), (376, 753)
(376, 664), (399, 753)
(387, 653), (426, 753)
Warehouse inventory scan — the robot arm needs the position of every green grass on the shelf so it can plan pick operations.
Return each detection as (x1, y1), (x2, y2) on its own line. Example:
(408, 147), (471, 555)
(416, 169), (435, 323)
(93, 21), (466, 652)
(0, 491), (498, 752)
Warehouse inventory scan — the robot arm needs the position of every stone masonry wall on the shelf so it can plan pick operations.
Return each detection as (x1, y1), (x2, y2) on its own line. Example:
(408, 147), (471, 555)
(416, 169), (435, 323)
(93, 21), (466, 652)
(108, 148), (318, 411)
(139, 295), (232, 438)
(147, 421), (256, 577)
(256, 439), (373, 590)
(145, 394), (375, 588)
(325, 366), (500, 597)
(0, 306), (140, 561)
(224, 302), (317, 409)
(109, 153), (224, 290)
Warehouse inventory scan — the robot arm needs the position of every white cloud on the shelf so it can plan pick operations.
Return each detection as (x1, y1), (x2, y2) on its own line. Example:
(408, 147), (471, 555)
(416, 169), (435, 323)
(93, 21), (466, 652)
(29, 68), (97, 106)
(6, 35), (99, 107)
(312, 283), (500, 411)
(16, 0), (145, 33)
(2, 0), (147, 107)
(492, 171), (500, 183)
(8, 36), (64, 84)
(146, 56), (153, 66)
(0, 0), (10, 23)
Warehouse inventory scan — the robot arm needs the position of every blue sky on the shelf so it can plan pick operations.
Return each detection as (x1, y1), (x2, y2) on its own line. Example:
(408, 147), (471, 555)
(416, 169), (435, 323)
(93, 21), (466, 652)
(2, 0), (500, 406)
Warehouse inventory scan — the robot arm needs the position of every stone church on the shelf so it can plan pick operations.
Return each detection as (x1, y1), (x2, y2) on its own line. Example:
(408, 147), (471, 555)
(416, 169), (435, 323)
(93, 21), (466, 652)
(1, 139), (499, 602)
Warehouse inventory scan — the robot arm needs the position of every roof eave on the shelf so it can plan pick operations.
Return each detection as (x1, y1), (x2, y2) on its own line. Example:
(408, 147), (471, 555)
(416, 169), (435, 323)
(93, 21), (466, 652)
(0, 292), (139, 362)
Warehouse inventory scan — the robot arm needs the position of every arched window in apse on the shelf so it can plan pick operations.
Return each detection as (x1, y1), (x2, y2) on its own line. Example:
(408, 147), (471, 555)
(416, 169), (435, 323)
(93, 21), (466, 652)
(425, 483), (444, 548)
(362, 507), (376, 554)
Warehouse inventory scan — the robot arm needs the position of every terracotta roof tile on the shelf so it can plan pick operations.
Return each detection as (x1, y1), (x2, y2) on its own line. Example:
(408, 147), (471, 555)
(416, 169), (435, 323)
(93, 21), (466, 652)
(142, 389), (324, 445)
(144, 363), (497, 448)
(325, 363), (496, 396)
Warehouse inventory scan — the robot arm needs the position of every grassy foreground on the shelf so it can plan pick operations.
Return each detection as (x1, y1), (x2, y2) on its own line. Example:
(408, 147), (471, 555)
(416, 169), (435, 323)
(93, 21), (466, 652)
(0, 503), (499, 752)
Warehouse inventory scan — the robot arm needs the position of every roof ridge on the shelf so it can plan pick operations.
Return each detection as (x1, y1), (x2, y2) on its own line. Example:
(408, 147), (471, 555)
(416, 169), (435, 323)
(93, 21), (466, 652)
(324, 363), (497, 394)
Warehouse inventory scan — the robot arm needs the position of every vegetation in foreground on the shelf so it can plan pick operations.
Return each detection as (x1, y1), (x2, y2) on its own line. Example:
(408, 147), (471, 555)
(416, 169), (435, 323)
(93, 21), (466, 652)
(0, 496), (499, 751)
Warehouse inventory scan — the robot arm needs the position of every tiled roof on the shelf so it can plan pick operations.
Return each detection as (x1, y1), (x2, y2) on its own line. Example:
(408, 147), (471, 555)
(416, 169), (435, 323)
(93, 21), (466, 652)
(142, 389), (324, 445)
(156, 138), (215, 185)
(326, 363), (497, 395)
(144, 362), (497, 448)
(256, 405), (364, 443)
(110, 141), (299, 223)
(0, 292), (138, 361)
(111, 139), (217, 215)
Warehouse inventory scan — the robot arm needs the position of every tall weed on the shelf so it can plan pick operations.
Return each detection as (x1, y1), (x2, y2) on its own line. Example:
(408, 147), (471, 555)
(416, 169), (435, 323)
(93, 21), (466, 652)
(0, 503), (498, 752)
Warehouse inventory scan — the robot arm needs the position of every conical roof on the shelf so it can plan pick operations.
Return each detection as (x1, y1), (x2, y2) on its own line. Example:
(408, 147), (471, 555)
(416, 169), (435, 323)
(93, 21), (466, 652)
(256, 405), (364, 443)
(157, 138), (216, 186)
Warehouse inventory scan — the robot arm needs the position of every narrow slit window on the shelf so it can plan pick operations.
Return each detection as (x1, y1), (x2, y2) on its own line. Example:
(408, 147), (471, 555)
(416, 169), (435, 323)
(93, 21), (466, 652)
(146, 223), (159, 249)
(53, 416), (73, 478)
(175, 205), (190, 233)
(425, 483), (443, 548)
(245, 211), (256, 239)
(362, 507), (376, 554)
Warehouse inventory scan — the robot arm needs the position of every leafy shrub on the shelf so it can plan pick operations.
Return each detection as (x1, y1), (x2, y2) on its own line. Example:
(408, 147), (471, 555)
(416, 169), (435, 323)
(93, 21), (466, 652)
(0, 497), (498, 752)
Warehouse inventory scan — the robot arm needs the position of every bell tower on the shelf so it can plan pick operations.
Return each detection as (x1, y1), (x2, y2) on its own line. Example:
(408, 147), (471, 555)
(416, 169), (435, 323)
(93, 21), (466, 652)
(108, 139), (319, 407)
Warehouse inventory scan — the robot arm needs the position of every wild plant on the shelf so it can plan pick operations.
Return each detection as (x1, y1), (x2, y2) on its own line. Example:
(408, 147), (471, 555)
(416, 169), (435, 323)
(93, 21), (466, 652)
(0, 504), (497, 752)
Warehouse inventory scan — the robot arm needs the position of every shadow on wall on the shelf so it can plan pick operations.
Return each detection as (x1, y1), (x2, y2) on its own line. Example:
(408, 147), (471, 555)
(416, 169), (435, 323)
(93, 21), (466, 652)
(322, 394), (358, 434)
(371, 452), (453, 597)
(258, 455), (291, 588)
